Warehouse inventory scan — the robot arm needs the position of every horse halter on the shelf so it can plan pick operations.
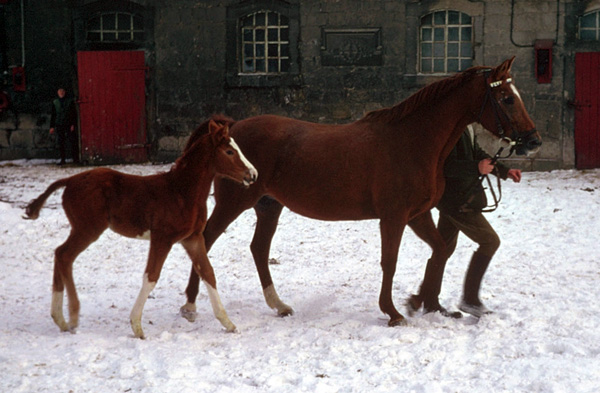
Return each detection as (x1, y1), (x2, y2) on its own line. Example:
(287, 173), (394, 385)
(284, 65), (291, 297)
(477, 70), (537, 157)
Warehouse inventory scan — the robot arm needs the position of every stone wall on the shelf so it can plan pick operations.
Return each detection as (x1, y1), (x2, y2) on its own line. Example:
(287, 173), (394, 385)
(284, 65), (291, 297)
(2, 0), (600, 169)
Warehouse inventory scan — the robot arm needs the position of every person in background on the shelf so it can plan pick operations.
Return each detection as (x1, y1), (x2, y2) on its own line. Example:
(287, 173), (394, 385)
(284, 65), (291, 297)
(50, 87), (79, 165)
(409, 125), (522, 318)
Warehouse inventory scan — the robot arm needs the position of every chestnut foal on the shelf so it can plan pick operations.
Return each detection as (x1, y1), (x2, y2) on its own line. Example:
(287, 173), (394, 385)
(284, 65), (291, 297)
(24, 120), (257, 338)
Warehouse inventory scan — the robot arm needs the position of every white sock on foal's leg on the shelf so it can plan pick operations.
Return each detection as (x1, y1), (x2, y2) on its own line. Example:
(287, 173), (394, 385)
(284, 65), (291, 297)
(204, 281), (236, 332)
(130, 273), (156, 339)
(51, 291), (69, 332)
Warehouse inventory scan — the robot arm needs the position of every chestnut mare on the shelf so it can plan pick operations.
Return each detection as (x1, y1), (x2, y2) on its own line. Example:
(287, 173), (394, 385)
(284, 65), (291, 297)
(24, 121), (258, 338)
(181, 57), (541, 326)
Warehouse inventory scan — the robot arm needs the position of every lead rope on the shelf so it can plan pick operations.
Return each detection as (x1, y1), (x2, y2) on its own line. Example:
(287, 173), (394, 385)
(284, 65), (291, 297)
(459, 139), (516, 213)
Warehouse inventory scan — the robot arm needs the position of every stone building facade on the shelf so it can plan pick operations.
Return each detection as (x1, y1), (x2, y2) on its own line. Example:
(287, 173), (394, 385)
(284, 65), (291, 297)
(1, 0), (600, 170)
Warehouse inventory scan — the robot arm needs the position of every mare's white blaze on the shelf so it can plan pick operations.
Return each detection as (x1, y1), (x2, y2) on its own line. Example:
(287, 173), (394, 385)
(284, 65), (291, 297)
(130, 273), (156, 338)
(510, 83), (523, 103)
(204, 281), (236, 332)
(229, 137), (258, 182)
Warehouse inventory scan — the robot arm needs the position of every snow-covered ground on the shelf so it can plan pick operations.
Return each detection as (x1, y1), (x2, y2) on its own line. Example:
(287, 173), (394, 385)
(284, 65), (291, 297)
(1, 159), (599, 393)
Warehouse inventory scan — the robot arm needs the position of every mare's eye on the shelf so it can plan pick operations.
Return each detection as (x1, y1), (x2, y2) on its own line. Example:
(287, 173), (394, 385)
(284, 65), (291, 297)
(503, 96), (515, 105)
(226, 149), (235, 156)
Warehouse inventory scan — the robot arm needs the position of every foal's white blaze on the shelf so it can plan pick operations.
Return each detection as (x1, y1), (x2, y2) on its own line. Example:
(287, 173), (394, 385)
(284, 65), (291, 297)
(130, 273), (156, 338)
(229, 137), (258, 185)
(204, 281), (237, 332)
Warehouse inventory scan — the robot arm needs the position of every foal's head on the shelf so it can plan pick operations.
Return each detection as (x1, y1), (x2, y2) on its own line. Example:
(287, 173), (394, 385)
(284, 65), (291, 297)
(476, 57), (542, 156)
(206, 120), (258, 187)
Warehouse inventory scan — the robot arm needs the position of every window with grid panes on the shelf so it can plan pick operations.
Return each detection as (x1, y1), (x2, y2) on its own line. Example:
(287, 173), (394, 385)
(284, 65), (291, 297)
(87, 12), (144, 42)
(241, 10), (290, 74)
(579, 10), (600, 41)
(420, 10), (472, 74)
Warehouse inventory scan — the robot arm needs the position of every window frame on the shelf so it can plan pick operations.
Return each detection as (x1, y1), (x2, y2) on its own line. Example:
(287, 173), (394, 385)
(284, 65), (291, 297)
(579, 10), (600, 41)
(226, 0), (300, 87)
(86, 11), (145, 43)
(419, 10), (473, 74)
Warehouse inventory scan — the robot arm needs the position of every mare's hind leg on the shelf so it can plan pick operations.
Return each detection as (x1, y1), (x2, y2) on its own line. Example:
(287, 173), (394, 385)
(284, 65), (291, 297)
(52, 229), (103, 332)
(406, 211), (457, 316)
(181, 181), (261, 322)
(181, 235), (236, 332)
(250, 197), (293, 316)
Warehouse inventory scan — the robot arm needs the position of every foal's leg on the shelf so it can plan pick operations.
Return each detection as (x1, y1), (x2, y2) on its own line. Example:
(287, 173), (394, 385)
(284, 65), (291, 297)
(181, 235), (236, 332)
(181, 183), (261, 321)
(130, 239), (173, 339)
(379, 218), (407, 326)
(52, 229), (103, 332)
(250, 197), (293, 316)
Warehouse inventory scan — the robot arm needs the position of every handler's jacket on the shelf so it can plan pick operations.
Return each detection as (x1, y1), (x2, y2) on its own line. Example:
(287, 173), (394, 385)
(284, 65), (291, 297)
(437, 128), (510, 214)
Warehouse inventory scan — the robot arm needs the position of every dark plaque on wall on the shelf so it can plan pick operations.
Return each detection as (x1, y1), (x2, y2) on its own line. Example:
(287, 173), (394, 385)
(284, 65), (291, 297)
(320, 28), (382, 66)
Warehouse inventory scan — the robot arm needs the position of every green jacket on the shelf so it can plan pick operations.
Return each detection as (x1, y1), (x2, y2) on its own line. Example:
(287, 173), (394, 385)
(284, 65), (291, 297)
(51, 97), (76, 128)
(437, 128), (509, 213)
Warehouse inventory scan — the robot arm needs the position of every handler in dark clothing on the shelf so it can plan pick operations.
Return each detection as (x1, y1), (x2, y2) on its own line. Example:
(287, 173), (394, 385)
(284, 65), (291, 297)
(435, 125), (521, 317)
(50, 87), (79, 165)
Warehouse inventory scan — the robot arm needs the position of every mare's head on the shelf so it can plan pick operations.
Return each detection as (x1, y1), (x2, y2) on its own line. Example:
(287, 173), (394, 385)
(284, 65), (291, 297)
(476, 57), (542, 156)
(206, 119), (258, 187)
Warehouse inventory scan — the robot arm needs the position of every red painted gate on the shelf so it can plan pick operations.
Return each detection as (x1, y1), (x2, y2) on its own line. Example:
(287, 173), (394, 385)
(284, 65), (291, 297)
(574, 52), (600, 169)
(77, 51), (147, 164)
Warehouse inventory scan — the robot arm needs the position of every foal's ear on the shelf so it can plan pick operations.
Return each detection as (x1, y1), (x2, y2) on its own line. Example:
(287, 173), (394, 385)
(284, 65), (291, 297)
(208, 120), (229, 145)
(492, 56), (516, 80)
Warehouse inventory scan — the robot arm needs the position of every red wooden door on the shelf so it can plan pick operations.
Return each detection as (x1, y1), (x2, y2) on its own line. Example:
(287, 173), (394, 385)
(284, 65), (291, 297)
(77, 51), (147, 164)
(574, 52), (600, 169)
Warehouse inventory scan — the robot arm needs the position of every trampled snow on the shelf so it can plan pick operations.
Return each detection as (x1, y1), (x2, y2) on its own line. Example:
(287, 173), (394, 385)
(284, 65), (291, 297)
(1, 160), (599, 392)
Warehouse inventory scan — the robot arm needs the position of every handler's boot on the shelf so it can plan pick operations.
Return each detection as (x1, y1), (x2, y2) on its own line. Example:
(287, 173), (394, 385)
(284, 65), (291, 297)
(459, 251), (494, 317)
(407, 257), (462, 319)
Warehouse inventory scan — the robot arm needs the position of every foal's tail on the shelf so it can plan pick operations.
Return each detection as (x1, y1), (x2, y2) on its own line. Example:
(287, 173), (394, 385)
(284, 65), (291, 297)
(23, 178), (69, 220)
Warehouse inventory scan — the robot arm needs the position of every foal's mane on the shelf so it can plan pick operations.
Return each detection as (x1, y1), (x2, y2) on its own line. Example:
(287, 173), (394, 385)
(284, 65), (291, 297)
(360, 66), (488, 124)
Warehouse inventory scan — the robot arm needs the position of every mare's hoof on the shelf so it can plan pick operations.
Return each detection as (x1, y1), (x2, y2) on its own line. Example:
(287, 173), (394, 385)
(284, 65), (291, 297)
(424, 305), (463, 319)
(180, 304), (197, 323)
(405, 294), (423, 316)
(388, 316), (407, 327)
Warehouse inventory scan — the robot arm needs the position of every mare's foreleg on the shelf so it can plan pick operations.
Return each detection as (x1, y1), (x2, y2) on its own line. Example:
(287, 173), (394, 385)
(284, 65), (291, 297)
(52, 230), (102, 332)
(182, 235), (236, 332)
(250, 197), (292, 316)
(406, 211), (451, 313)
(130, 239), (173, 339)
(379, 218), (407, 326)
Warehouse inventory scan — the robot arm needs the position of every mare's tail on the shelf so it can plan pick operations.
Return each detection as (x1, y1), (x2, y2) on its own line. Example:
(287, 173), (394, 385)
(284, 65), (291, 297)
(23, 178), (70, 220)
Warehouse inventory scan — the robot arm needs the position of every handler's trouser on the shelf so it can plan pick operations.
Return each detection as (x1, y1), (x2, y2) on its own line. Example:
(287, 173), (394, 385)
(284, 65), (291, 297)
(437, 210), (500, 259)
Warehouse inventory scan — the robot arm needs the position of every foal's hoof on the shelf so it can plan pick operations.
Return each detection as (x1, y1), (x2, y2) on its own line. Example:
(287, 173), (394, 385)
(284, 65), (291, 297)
(180, 303), (197, 323)
(388, 316), (407, 327)
(277, 307), (294, 318)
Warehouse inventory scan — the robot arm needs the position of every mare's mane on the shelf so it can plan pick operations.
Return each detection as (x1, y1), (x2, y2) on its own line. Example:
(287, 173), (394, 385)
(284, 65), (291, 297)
(360, 66), (489, 124)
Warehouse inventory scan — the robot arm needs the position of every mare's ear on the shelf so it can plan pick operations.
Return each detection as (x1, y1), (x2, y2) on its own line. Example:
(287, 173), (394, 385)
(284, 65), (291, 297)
(492, 56), (516, 80)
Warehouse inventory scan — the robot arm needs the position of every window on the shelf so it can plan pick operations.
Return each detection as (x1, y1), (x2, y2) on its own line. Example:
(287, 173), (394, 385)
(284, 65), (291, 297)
(579, 10), (600, 41)
(87, 12), (144, 42)
(420, 10), (472, 74)
(241, 11), (290, 74)
(226, 0), (299, 87)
